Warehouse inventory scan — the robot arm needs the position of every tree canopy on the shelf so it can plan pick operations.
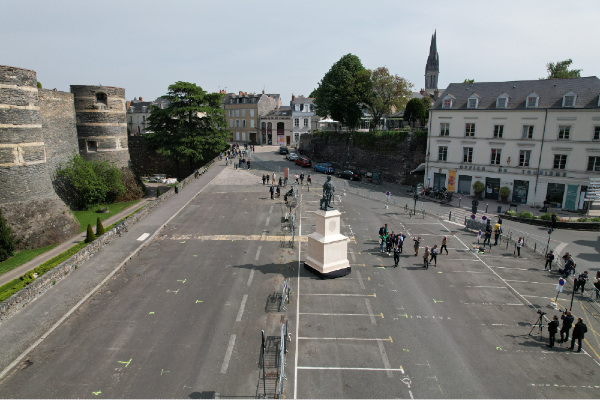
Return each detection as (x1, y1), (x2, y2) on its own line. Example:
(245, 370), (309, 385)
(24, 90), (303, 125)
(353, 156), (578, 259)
(544, 59), (582, 79)
(463, 79), (475, 83)
(363, 67), (413, 130)
(313, 54), (371, 129)
(145, 82), (229, 179)
(403, 98), (429, 125)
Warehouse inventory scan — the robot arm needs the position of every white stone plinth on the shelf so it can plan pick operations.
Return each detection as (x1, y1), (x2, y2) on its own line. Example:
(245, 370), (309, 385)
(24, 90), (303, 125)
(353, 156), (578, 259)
(304, 209), (350, 277)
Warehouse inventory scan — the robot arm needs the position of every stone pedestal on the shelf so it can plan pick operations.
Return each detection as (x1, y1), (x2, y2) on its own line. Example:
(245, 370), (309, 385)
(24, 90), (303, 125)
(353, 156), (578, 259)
(304, 209), (351, 278)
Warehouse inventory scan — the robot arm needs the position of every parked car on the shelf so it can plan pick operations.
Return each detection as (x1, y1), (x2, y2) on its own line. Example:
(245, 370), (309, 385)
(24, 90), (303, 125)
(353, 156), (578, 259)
(148, 174), (166, 183)
(286, 153), (299, 161)
(337, 170), (362, 181)
(295, 157), (312, 167)
(279, 146), (289, 154)
(314, 163), (335, 174)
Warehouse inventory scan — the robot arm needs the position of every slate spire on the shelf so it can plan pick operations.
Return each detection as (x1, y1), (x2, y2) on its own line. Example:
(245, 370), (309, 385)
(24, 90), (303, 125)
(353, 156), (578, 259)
(425, 30), (439, 90)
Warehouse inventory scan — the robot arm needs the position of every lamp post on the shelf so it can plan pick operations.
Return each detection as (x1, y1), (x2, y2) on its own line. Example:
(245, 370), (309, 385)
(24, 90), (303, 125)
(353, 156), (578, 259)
(544, 228), (552, 257)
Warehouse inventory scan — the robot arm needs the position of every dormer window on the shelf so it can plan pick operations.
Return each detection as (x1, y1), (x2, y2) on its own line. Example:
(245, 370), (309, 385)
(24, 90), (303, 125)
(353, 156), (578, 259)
(442, 95), (455, 109)
(496, 93), (509, 109)
(467, 94), (480, 109)
(526, 92), (539, 108)
(562, 91), (576, 108)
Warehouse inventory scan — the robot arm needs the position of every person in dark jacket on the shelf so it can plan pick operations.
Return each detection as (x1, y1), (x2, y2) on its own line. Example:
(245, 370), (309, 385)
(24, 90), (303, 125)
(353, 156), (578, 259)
(551, 213), (557, 231)
(558, 256), (575, 278)
(568, 318), (587, 352)
(483, 224), (492, 245)
(558, 311), (575, 343)
(393, 245), (401, 267)
(544, 250), (555, 271)
(269, 185), (275, 200)
(547, 315), (559, 348)
(386, 232), (393, 255)
(573, 271), (589, 294)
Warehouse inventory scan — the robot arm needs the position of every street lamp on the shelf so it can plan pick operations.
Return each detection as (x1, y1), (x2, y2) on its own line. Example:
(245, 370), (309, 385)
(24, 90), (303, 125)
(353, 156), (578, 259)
(544, 228), (552, 257)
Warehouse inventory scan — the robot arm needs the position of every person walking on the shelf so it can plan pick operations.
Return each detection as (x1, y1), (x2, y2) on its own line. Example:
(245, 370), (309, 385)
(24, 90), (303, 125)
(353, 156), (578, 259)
(225, 156), (229, 166)
(269, 184), (275, 200)
(423, 246), (430, 269)
(379, 232), (386, 253)
(430, 245), (438, 267)
(262, 175), (266, 185)
(413, 236), (421, 256)
(266, 174), (270, 184)
(393, 245), (401, 267)
(574, 271), (589, 294)
(300, 173), (304, 185)
(547, 315), (559, 348)
(551, 213), (558, 231)
(386, 233), (393, 255)
(397, 233), (404, 254)
(441, 237), (449, 255)
(544, 250), (554, 271)
(493, 222), (502, 245)
(272, 173), (276, 183)
(558, 311), (575, 344)
(516, 237), (523, 257)
(568, 318), (587, 352)
(307, 175), (312, 191)
(279, 177), (283, 187)
(484, 224), (492, 245)
(276, 186), (280, 198)
(295, 173), (299, 184)
(593, 271), (600, 299)
(247, 160), (251, 170)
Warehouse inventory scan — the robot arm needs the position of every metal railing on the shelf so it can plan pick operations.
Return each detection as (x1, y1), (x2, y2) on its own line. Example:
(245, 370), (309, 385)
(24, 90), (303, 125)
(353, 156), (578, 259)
(277, 321), (290, 399)
(279, 279), (291, 312)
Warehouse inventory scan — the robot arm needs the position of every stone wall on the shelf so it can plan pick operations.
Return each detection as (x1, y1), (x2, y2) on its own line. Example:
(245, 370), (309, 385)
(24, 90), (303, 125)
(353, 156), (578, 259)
(299, 131), (427, 184)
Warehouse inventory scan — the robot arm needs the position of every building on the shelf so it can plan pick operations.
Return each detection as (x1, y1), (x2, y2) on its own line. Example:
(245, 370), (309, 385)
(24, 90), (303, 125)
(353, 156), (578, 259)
(424, 31), (439, 94)
(425, 77), (600, 210)
(291, 95), (315, 146)
(223, 90), (279, 143)
(126, 96), (169, 136)
(260, 107), (292, 146)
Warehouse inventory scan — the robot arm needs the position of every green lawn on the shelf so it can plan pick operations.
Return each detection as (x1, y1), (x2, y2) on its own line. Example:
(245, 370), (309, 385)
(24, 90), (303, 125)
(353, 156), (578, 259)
(0, 243), (60, 276)
(73, 200), (142, 233)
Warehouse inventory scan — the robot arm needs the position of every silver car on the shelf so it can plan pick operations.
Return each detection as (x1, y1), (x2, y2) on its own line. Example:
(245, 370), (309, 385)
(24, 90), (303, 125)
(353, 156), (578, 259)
(287, 153), (299, 161)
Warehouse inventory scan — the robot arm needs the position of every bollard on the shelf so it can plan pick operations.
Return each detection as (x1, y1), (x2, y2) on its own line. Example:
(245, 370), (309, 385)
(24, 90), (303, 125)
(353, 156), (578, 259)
(486, 204), (488, 213)
(449, 211), (452, 221)
(459, 197), (462, 208)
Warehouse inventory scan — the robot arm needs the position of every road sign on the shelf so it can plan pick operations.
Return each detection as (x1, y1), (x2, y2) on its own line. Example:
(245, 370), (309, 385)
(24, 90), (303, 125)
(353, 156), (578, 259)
(471, 214), (476, 219)
(482, 216), (487, 220)
(556, 278), (565, 292)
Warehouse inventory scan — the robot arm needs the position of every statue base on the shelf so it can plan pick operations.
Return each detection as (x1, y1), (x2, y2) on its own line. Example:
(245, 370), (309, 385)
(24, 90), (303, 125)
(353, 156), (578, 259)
(304, 209), (351, 279)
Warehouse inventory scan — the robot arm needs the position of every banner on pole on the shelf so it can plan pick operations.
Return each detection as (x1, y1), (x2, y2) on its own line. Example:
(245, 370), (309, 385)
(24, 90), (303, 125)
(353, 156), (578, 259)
(284, 168), (289, 180)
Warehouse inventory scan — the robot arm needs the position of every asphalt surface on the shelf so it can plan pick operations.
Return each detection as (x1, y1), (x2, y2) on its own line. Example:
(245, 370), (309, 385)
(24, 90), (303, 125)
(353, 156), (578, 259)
(0, 150), (598, 398)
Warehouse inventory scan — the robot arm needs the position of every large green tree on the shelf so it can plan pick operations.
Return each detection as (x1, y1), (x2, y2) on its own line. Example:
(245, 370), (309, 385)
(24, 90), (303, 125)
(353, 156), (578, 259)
(145, 82), (229, 180)
(363, 67), (413, 131)
(404, 98), (428, 125)
(544, 59), (581, 79)
(313, 54), (371, 129)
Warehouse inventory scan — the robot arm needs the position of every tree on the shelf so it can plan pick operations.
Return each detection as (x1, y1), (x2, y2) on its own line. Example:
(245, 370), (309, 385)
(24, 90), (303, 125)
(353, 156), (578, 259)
(145, 82), (230, 180)
(313, 54), (371, 130)
(420, 96), (432, 110)
(463, 79), (475, 83)
(85, 224), (96, 243)
(544, 59), (581, 79)
(96, 217), (105, 236)
(404, 98), (428, 126)
(309, 88), (317, 98)
(37, 81), (42, 89)
(363, 67), (413, 131)
(0, 208), (15, 262)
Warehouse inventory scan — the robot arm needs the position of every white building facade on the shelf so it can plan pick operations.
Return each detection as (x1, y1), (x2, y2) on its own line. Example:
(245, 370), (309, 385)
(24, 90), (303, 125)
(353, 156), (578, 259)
(291, 96), (315, 147)
(425, 77), (600, 210)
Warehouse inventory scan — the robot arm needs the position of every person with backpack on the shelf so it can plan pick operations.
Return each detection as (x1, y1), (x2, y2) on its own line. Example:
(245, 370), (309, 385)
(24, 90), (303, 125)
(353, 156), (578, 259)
(568, 318), (587, 352)
(544, 250), (555, 271)
(300, 173), (304, 185)
(441, 237), (448, 255)
(379, 232), (386, 253)
(423, 246), (430, 269)
(430, 245), (438, 267)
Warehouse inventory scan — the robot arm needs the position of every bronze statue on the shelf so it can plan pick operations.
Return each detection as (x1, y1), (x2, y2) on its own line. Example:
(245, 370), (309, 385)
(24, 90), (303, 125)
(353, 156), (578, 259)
(320, 175), (335, 211)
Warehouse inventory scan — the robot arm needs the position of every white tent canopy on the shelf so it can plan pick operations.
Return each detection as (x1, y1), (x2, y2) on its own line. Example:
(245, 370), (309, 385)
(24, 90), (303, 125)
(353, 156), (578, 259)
(410, 163), (426, 173)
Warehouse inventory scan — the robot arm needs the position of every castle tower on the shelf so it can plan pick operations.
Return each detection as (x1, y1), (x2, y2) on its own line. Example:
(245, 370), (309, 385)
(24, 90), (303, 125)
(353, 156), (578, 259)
(425, 30), (439, 92)
(71, 85), (130, 168)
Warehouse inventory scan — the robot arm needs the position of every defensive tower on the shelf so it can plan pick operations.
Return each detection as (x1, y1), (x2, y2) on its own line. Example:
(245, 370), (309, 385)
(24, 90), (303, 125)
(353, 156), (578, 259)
(71, 85), (130, 168)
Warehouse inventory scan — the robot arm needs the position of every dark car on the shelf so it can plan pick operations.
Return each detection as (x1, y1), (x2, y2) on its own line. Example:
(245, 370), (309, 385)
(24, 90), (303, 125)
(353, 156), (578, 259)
(337, 170), (362, 181)
(295, 157), (312, 167)
(279, 146), (289, 154)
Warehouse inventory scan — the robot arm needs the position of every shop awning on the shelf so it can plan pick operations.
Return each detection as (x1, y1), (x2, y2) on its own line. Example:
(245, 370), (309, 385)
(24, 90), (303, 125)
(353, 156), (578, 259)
(410, 163), (426, 173)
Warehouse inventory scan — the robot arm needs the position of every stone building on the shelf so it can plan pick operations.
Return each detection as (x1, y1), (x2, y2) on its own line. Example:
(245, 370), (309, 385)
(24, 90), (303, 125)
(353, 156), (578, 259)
(291, 95), (315, 147)
(260, 107), (292, 146)
(223, 90), (279, 143)
(426, 77), (600, 210)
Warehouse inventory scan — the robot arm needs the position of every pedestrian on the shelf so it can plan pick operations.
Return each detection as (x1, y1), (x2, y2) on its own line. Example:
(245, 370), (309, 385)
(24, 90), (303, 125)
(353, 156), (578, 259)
(574, 271), (589, 294)
(558, 310), (574, 344)
(247, 160), (250, 170)
(219, 152), (222, 160)
(276, 186), (280, 198)
(379, 232), (386, 253)
(262, 175), (266, 185)
(423, 246), (430, 269)
(497, 216), (502, 225)
(300, 173), (304, 185)
(393, 245), (400, 267)
(516, 237), (523, 257)
(225, 156), (229, 165)
(593, 271), (600, 299)
(547, 315), (559, 348)
(397, 233), (404, 254)
(386, 233), (393, 255)
(551, 213), (557, 231)
(568, 318), (587, 352)
(266, 174), (270, 184)
(441, 237), (449, 255)
(279, 177), (283, 187)
(413, 236), (421, 256)
(383, 224), (388, 235)
(295, 173), (299, 184)
(484, 224), (492, 245)
(307, 175), (311, 191)
(477, 229), (482, 243)
(269, 185), (274, 200)
(542, 197), (549, 213)
(272, 173), (276, 183)
(493, 222), (501, 245)
(544, 250), (554, 271)
(558, 255), (575, 277)
(430, 245), (438, 266)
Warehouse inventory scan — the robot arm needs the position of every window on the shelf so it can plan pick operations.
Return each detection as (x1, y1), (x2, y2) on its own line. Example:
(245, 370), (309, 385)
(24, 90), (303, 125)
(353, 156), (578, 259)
(242, 132), (246, 140)
(228, 110), (233, 117)
(490, 149), (502, 165)
(235, 110), (239, 117)
(294, 118), (299, 127)
(87, 141), (98, 153)
(496, 96), (507, 109)
(438, 146), (448, 161)
(242, 110), (246, 117)
(305, 104), (309, 112)
(526, 94), (539, 108)
(594, 126), (600, 140)
(493, 125), (504, 138)
(468, 98), (478, 109)
(558, 126), (570, 140)
(230, 98), (234, 104)
(236, 132), (240, 140)
(295, 104), (300, 111)
(442, 95), (454, 109)
(440, 123), (449, 136)
(304, 118), (308, 127)
(143, 116), (146, 122)
(229, 119), (233, 128)
(242, 120), (246, 128)
(250, 120), (255, 128)
(588, 156), (600, 171)
(235, 119), (240, 127)
(463, 147), (473, 163)
(95, 93), (107, 105)
(465, 123), (475, 137)
(519, 150), (531, 167)
(522, 125), (534, 139)
(554, 154), (567, 169)
(243, 98), (247, 104)
(250, 110), (255, 117)
(562, 92), (577, 108)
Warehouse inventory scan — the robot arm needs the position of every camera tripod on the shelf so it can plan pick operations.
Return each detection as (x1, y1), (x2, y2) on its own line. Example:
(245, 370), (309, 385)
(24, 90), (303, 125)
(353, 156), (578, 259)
(528, 312), (545, 340)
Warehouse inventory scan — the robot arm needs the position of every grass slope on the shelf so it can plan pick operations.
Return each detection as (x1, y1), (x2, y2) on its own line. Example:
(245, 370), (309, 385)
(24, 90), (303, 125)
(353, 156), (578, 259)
(0, 243), (59, 276)
(73, 200), (141, 233)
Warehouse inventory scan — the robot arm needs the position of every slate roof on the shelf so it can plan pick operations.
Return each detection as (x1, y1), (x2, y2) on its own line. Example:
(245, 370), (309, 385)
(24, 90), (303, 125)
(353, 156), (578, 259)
(432, 76), (600, 110)
(263, 109), (292, 117)
(127, 101), (153, 113)
(292, 97), (314, 104)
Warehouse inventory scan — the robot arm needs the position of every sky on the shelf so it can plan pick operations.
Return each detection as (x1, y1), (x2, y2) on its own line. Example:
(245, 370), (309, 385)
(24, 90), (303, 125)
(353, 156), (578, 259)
(1, 0), (599, 104)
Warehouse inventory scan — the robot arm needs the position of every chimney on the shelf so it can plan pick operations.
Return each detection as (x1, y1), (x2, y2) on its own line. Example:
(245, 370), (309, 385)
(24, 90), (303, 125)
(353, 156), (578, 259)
(292, 93), (295, 101)
(140, 96), (143, 101)
(220, 89), (226, 94)
(239, 91), (243, 96)
(262, 89), (265, 94)
(126, 100), (131, 110)
(134, 97), (138, 101)
(433, 89), (440, 100)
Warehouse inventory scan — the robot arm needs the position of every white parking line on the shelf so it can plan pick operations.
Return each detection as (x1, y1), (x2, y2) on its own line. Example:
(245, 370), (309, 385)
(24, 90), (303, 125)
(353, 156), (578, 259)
(236, 295), (248, 321)
(297, 366), (404, 372)
(356, 269), (365, 290)
(137, 233), (150, 241)
(255, 245), (262, 260)
(298, 337), (392, 341)
(265, 216), (270, 226)
(247, 270), (255, 287)
(377, 339), (394, 378)
(365, 298), (377, 325)
(504, 280), (556, 285)
(302, 293), (375, 297)
(220, 334), (236, 373)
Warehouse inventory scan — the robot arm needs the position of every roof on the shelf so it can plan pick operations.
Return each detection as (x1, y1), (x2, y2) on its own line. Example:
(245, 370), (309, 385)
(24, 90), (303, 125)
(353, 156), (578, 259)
(263, 109), (292, 117)
(432, 76), (600, 110)
(292, 97), (314, 104)
(127, 101), (153, 112)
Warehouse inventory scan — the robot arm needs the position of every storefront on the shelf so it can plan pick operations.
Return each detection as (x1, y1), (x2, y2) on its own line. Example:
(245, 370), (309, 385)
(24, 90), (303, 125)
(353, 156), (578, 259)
(512, 180), (529, 204)
(485, 178), (500, 200)
(546, 183), (565, 208)
(457, 175), (472, 195)
(433, 172), (446, 190)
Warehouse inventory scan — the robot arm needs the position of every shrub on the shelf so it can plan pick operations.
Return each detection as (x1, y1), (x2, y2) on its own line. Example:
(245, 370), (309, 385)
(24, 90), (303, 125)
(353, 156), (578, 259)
(472, 181), (485, 194)
(0, 208), (15, 262)
(156, 187), (162, 197)
(539, 213), (552, 221)
(506, 210), (517, 216)
(518, 211), (535, 219)
(96, 217), (105, 236)
(85, 224), (96, 243)
(499, 186), (510, 197)
(590, 217), (600, 222)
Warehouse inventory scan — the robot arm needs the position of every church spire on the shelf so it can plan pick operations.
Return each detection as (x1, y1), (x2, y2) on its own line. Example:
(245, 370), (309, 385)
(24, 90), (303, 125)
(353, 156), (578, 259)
(425, 30), (439, 91)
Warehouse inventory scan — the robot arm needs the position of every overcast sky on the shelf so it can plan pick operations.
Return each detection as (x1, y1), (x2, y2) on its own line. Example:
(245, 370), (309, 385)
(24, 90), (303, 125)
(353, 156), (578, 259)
(1, 0), (598, 104)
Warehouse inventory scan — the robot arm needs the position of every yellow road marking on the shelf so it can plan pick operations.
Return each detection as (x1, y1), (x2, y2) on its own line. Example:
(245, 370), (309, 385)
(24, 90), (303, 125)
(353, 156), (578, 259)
(162, 234), (308, 242)
(554, 299), (600, 361)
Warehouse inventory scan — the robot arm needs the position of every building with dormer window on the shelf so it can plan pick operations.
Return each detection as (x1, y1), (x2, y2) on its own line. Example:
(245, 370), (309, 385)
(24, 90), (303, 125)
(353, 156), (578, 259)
(425, 77), (600, 210)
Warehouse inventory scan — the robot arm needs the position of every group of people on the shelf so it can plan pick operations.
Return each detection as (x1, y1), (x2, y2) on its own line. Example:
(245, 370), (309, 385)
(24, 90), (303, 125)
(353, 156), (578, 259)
(262, 173), (312, 189)
(547, 310), (588, 352)
(377, 224), (449, 268)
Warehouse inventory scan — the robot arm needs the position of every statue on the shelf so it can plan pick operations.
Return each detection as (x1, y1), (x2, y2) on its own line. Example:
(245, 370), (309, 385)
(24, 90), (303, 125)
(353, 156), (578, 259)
(320, 175), (335, 211)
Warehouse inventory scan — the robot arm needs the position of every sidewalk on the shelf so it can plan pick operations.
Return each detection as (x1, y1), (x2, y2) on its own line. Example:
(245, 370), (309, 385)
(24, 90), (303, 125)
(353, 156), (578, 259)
(0, 197), (155, 287)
